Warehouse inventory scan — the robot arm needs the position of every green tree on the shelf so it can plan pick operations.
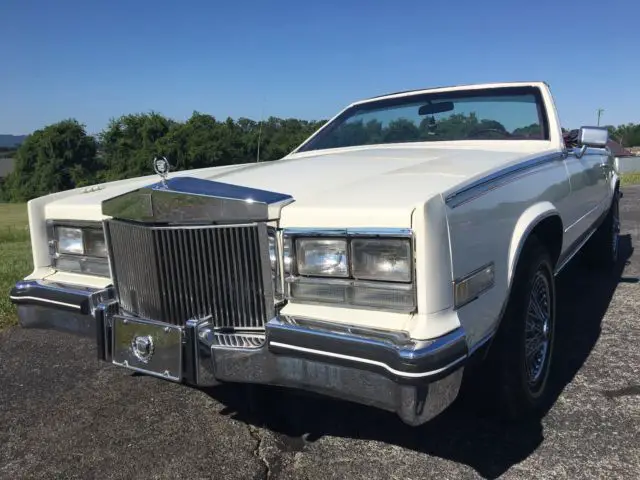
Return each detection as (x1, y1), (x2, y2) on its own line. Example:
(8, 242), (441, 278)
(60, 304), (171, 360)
(612, 123), (640, 148)
(98, 112), (175, 181)
(1, 119), (97, 202)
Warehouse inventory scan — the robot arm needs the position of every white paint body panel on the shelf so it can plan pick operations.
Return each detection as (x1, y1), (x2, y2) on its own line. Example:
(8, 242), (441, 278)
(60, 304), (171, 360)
(22, 82), (617, 346)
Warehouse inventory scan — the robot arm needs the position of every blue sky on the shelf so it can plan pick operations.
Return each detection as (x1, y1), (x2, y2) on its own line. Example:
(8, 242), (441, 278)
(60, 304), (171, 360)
(1, 0), (639, 135)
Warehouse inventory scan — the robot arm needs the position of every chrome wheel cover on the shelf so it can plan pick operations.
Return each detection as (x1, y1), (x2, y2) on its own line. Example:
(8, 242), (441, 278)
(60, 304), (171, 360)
(525, 270), (552, 386)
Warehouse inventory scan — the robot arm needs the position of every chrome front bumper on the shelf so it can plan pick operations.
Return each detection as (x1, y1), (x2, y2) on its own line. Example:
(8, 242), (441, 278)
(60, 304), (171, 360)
(11, 279), (468, 426)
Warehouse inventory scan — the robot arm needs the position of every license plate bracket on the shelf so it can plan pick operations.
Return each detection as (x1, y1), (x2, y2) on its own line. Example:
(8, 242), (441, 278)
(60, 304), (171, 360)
(112, 316), (183, 382)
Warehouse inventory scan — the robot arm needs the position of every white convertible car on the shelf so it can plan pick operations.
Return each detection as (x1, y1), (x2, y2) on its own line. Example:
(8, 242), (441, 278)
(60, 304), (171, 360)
(11, 81), (620, 425)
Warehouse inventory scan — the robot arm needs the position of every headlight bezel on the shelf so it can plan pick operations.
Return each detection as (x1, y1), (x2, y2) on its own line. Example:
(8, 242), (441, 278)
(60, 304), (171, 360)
(47, 220), (110, 277)
(285, 229), (414, 283)
(282, 228), (416, 312)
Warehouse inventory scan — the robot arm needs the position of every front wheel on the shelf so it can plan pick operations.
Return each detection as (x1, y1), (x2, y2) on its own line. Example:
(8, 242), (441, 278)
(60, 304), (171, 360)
(485, 236), (556, 420)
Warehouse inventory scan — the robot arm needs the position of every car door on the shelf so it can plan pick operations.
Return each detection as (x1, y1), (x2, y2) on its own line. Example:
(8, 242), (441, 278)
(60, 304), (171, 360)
(561, 147), (609, 248)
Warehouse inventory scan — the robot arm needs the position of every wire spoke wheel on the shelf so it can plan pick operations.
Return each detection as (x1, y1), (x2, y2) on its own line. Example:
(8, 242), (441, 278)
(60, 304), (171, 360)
(525, 270), (551, 386)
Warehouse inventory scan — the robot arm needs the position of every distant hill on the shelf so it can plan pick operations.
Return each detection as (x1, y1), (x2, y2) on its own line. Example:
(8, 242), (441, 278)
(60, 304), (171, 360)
(0, 134), (27, 148)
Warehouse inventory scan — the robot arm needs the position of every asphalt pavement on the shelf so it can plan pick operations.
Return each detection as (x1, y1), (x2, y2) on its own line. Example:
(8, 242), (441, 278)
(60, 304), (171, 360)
(1, 187), (639, 479)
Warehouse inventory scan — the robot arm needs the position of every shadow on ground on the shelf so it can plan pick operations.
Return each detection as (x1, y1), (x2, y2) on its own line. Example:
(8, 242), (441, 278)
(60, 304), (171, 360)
(202, 234), (633, 479)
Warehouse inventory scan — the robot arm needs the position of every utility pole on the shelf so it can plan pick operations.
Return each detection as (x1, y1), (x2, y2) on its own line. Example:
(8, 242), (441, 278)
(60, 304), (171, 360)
(597, 108), (604, 126)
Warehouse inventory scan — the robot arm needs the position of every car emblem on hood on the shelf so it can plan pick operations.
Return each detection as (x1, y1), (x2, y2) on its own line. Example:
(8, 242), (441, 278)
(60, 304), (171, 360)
(153, 156), (170, 185)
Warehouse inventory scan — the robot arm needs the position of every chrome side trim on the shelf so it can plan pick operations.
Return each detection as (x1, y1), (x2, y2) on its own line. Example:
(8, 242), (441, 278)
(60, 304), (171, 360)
(555, 220), (598, 275)
(445, 152), (563, 208)
(12, 279), (102, 296)
(555, 197), (611, 275)
(268, 341), (465, 378)
(10, 279), (113, 315)
(267, 316), (468, 379)
(563, 202), (601, 233)
(9, 295), (82, 310)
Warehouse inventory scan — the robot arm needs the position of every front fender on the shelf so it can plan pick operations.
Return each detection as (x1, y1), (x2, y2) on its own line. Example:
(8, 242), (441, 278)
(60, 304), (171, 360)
(507, 201), (561, 286)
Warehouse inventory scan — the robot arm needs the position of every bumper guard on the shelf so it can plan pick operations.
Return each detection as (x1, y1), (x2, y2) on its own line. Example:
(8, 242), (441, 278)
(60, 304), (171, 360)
(11, 279), (468, 425)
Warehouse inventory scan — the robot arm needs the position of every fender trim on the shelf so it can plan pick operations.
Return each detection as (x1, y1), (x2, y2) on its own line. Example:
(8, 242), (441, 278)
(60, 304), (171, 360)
(507, 203), (562, 285)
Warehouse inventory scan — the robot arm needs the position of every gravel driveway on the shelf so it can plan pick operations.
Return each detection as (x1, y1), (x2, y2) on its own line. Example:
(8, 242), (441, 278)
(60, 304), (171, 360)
(1, 187), (639, 480)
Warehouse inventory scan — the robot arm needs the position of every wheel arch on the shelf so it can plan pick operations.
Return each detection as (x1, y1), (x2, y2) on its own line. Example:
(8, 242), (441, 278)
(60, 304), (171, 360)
(507, 202), (563, 288)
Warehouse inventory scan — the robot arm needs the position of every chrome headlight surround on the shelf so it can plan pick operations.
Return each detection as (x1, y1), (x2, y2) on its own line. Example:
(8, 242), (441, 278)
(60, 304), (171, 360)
(47, 220), (110, 277)
(268, 228), (280, 301)
(282, 228), (416, 312)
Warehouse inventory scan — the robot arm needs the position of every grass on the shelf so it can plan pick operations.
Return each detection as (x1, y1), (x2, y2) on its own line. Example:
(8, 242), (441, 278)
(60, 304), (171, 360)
(0, 203), (31, 330)
(621, 173), (640, 186)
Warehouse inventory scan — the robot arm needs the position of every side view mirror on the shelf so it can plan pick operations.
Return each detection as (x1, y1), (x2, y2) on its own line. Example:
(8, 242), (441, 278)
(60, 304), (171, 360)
(579, 126), (609, 148)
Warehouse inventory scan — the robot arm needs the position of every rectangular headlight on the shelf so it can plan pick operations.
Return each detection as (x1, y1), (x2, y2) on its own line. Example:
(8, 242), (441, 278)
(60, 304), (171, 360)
(296, 238), (348, 277)
(55, 226), (108, 258)
(50, 224), (110, 277)
(57, 227), (84, 255)
(351, 238), (411, 282)
(84, 229), (107, 257)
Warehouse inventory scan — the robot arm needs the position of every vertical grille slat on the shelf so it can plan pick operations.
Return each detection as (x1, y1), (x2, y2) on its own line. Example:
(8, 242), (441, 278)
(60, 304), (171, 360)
(106, 220), (269, 329)
(239, 228), (249, 328)
(221, 229), (233, 327)
(229, 228), (242, 328)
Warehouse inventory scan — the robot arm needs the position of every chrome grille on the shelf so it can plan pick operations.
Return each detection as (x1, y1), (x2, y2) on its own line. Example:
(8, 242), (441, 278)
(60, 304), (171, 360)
(105, 220), (272, 329)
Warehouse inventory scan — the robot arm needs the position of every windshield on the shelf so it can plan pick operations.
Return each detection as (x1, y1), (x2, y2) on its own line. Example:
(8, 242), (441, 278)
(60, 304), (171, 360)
(298, 86), (549, 152)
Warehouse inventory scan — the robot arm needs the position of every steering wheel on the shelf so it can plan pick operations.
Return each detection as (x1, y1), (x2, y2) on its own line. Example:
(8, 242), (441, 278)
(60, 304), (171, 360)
(467, 128), (512, 138)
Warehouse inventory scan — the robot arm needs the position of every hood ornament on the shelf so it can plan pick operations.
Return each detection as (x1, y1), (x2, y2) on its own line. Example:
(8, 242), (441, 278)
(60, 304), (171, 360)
(153, 156), (170, 186)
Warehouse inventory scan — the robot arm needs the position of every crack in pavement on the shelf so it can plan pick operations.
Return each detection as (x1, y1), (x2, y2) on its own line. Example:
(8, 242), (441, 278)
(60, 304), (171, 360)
(602, 384), (640, 399)
(247, 425), (272, 479)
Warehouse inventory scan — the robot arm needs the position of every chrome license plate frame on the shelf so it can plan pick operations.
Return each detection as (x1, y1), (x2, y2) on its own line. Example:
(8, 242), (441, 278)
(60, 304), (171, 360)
(112, 316), (183, 382)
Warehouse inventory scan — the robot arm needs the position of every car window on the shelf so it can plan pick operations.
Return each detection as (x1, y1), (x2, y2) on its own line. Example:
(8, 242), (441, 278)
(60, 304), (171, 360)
(299, 86), (548, 152)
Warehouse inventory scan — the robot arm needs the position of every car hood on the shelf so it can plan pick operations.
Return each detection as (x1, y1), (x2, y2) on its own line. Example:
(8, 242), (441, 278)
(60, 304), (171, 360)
(43, 145), (546, 228)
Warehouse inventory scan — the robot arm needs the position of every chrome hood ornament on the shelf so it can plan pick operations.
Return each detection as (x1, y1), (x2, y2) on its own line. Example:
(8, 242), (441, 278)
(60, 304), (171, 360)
(102, 176), (293, 224)
(153, 157), (171, 186)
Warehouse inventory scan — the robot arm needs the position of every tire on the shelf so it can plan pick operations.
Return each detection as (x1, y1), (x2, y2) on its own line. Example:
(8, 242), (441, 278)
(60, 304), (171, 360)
(484, 235), (556, 421)
(583, 190), (620, 269)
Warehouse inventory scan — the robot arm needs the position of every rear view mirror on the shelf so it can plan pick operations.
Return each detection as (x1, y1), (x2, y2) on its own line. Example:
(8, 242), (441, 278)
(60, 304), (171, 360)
(579, 126), (608, 148)
(418, 101), (454, 115)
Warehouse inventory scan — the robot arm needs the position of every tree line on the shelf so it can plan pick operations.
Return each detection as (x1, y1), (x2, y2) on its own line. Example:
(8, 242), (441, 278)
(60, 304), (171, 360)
(1, 111), (639, 203)
(605, 123), (640, 149)
(0, 113), (326, 202)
